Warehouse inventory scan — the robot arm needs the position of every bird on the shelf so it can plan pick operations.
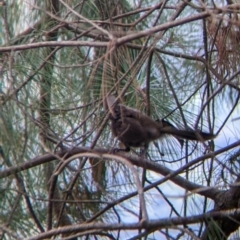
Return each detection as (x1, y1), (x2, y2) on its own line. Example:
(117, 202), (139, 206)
(106, 95), (216, 152)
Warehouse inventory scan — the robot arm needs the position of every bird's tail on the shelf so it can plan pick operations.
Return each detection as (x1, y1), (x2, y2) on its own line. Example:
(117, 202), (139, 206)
(162, 127), (216, 141)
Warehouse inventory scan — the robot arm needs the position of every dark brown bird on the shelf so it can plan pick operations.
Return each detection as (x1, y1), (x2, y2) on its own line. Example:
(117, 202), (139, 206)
(106, 95), (216, 151)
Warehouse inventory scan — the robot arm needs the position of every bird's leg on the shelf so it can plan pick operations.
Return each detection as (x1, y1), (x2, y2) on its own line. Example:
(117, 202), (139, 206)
(111, 138), (130, 153)
(152, 142), (165, 157)
(140, 143), (148, 159)
(113, 146), (130, 153)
